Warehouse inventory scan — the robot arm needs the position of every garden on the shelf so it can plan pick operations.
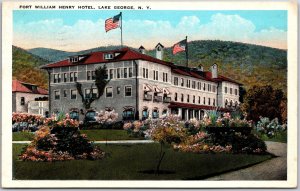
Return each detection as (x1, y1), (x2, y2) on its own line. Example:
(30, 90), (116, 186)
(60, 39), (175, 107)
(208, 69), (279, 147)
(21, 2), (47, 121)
(11, 107), (287, 180)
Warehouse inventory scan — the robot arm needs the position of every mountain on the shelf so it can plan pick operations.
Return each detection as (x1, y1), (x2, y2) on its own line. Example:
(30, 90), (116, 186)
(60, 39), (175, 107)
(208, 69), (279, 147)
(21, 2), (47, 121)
(13, 46), (49, 89)
(26, 40), (287, 93)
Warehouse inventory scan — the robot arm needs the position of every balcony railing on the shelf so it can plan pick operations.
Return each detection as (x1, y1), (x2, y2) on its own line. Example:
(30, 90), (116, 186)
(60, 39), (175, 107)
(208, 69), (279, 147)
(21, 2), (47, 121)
(163, 97), (171, 103)
(143, 94), (152, 101)
(154, 96), (163, 102)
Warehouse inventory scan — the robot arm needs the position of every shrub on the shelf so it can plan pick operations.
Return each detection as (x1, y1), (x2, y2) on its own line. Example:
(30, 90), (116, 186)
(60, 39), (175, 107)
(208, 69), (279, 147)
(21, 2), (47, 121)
(20, 114), (105, 161)
(256, 117), (287, 138)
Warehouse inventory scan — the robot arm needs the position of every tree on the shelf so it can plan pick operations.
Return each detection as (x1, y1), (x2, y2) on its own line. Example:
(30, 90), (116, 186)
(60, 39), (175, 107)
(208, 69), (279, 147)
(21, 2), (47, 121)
(241, 85), (285, 122)
(76, 65), (110, 109)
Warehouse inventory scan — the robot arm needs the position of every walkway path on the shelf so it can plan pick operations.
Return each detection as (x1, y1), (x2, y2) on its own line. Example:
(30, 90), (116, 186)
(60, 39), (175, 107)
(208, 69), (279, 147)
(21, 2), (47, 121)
(206, 141), (287, 180)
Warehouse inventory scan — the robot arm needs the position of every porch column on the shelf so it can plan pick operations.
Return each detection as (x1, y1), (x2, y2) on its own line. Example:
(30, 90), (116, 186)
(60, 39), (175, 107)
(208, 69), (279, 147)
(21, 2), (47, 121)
(178, 108), (182, 118)
(186, 109), (189, 120)
(192, 110), (195, 119)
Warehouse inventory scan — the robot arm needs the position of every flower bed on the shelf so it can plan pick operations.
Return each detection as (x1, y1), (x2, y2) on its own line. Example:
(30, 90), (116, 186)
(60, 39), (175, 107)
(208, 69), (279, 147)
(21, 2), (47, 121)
(20, 113), (105, 162)
(12, 112), (45, 132)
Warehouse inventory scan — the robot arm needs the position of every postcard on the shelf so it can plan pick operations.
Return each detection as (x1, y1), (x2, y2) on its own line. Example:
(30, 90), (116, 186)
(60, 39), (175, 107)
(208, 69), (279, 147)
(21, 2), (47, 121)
(1, 0), (298, 188)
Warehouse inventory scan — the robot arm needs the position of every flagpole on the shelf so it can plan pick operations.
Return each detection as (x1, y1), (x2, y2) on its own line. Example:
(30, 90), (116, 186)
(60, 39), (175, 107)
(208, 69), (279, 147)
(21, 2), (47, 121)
(120, 12), (123, 47)
(185, 36), (188, 67)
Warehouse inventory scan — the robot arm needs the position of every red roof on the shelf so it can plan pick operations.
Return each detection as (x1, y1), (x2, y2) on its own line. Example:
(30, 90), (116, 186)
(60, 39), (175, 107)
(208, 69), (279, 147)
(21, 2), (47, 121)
(12, 80), (48, 95)
(168, 102), (231, 112)
(41, 47), (241, 85)
(41, 47), (173, 69)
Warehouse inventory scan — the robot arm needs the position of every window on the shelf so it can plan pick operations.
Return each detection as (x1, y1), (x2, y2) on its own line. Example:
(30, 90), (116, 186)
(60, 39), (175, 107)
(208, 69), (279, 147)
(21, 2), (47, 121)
(153, 70), (155, 80)
(64, 73), (68, 82)
(20, 97), (25, 105)
(186, 79), (190, 88)
(63, 90), (67, 98)
(181, 78), (184, 87)
(123, 108), (135, 120)
(58, 74), (61, 83)
(156, 71), (158, 80)
(162, 109), (168, 116)
(54, 90), (60, 100)
(104, 70), (108, 79)
(213, 86), (216, 92)
(92, 71), (96, 80)
(74, 72), (78, 82)
(129, 67), (133, 77)
(125, 86), (132, 97)
(124, 68), (128, 78)
(54, 74), (58, 83)
(117, 87), (121, 94)
(197, 82), (201, 90)
(106, 87), (113, 97)
(142, 109), (149, 120)
(193, 95), (195, 103)
(230, 88), (232, 94)
(187, 95), (190, 103)
(153, 70), (158, 80)
(146, 69), (148, 78)
(198, 96), (201, 104)
(192, 81), (196, 89)
(163, 73), (168, 82)
(174, 93), (178, 101)
(213, 99), (216, 106)
(208, 84), (211, 91)
(174, 77), (178, 86)
(70, 72), (74, 82)
(69, 111), (79, 121)
(225, 99), (228, 106)
(203, 83), (206, 91)
(92, 88), (98, 98)
(225, 87), (228, 93)
(208, 98), (211, 105)
(152, 109), (159, 119)
(181, 94), (184, 102)
(203, 97), (206, 105)
(235, 89), (238, 95)
(143, 68), (146, 78)
(117, 68), (121, 78)
(104, 53), (114, 60)
(85, 89), (91, 99)
(71, 90), (77, 99)
(109, 69), (114, 79)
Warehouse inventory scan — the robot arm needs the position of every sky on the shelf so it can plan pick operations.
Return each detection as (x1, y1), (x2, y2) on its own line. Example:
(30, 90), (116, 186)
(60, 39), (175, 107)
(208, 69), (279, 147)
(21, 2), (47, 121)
(13, 10), (287, 52)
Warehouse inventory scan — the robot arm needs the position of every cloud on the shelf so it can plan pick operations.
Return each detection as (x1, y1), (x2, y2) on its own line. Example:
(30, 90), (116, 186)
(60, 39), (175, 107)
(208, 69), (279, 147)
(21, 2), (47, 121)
(13, 13), (287, 51)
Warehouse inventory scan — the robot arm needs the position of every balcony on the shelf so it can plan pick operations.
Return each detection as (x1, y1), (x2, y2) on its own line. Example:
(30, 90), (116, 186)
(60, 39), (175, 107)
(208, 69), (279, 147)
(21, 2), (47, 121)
(163, 97), (171, 103)
(153, 95), (163, 102)
(143, 94), (152, 101)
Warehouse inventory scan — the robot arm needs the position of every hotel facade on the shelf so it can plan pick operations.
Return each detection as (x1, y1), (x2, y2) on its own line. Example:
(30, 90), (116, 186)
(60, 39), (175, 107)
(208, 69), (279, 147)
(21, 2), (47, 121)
(42, 44), (241, 121)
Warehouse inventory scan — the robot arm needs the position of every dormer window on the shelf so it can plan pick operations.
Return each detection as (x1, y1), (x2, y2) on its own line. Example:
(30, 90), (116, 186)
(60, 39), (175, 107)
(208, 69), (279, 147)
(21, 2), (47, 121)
(104, 53), (114, 60)
(69, 56), (79, 63)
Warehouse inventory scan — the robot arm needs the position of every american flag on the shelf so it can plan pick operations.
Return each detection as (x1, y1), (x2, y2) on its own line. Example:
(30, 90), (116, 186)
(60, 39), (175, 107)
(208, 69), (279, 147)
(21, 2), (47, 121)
(172, 39), (187, 55)
(105, 13), (121, 32)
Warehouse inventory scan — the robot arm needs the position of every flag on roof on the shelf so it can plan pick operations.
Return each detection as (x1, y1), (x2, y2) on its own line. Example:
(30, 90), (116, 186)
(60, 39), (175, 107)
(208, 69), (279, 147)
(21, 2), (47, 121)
(172, 39), (187, 55)
(105, 13), (121, 32)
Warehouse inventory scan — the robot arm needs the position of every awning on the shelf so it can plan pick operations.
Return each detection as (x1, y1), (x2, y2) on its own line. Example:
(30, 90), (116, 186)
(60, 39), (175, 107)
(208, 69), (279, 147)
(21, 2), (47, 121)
(143, 84), (153, 92)
(153, 85), (163, 93)
(163, 87), (171, 95)
(168, 102), (231, 112)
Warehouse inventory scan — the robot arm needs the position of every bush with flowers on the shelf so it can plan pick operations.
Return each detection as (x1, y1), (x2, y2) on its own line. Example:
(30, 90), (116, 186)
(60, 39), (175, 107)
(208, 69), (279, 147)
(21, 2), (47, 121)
(20, 112), (105, 161)
(256, 117), (287, 138)
(12, 112), (45, 132)
(123, 120), (147, 137)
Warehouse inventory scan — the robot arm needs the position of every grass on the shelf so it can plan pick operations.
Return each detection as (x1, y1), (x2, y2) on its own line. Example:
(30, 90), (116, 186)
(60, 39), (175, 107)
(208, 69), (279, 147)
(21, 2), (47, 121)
(13, 130), (143, 141)
(12, 132), (35, 141)
(256, 131), (287, 143)
(13, 143), (272, 180)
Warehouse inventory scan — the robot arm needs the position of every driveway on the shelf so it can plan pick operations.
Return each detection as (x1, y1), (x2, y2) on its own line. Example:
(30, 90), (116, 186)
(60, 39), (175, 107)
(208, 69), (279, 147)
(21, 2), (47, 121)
(206, 141), (287, 180)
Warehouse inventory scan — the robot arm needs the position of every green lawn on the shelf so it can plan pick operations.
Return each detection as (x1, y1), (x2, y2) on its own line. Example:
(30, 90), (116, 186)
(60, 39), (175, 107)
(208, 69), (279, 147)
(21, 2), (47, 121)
(12, 132), (35, 141)
(13, 130), (143, 141)
(13, 143), (272, 180)
(256, 131), (287, 143)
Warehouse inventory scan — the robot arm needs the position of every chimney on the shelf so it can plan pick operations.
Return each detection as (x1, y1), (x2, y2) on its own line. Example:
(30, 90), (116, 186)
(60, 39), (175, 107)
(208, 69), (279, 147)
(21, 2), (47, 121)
(155, 43), (164, 60)
(138, 45), (146, 54)
(211, 63), (218, 78)
(198, 64), (204, 72)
